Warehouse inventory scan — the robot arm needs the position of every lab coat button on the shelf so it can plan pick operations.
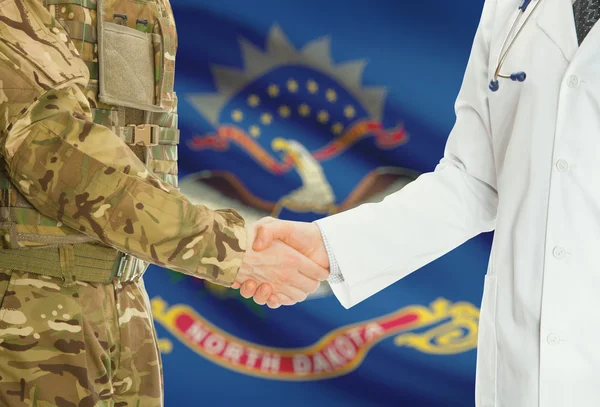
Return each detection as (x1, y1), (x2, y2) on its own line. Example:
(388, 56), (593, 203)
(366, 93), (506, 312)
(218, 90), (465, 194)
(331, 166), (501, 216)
(547, 334), (561, 346)
(556, 159), (569, 172)
(567, 75), (579, 88)
(553, 246), (566, 260)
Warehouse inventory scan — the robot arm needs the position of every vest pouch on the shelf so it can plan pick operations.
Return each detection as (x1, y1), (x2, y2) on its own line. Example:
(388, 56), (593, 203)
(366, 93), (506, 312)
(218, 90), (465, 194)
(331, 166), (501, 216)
(97, 19), (166, 112)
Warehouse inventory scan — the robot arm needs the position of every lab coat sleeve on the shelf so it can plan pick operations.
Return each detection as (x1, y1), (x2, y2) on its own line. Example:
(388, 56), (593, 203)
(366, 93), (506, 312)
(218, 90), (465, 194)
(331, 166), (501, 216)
(316, 0), (499, 309)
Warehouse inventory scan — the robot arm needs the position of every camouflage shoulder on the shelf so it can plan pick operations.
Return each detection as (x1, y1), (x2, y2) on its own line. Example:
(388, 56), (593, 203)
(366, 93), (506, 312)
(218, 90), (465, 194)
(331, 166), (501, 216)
(0, 0), (89, 131)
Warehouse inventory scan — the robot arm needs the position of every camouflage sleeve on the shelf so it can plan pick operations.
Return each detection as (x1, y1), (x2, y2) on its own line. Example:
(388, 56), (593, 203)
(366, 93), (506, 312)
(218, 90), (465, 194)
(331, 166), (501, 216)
(0, 0), (246, 286)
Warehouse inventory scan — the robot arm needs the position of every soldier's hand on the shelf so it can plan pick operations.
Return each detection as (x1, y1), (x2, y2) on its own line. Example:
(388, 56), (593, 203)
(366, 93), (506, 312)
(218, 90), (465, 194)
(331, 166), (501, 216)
(232, 222), (329, 308)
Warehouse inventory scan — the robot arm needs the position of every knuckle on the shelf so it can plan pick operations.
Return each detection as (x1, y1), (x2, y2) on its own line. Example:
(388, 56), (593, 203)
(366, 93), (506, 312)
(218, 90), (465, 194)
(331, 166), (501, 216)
(242, 280), (255, 290)
(279, 270), (291, 283)
(260, 216), (275, 225)
(286, 254), (299, 267)
(255, 225), (267, 237)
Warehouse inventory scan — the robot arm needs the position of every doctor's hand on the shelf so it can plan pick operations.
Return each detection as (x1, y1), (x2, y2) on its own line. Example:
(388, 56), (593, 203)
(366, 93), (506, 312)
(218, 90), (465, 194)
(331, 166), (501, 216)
(233, 221), (329, 306)
(232, 217), (330, 308)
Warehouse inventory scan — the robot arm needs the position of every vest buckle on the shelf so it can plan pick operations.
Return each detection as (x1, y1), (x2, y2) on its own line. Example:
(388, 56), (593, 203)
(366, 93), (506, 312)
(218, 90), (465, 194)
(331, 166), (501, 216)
(128, 124), (159, 147)
(113, 251), (142, 283)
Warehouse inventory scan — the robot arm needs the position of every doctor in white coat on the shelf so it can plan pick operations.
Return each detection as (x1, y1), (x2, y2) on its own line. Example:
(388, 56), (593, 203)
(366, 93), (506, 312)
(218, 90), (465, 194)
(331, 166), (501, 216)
(235, 0), (600, 405)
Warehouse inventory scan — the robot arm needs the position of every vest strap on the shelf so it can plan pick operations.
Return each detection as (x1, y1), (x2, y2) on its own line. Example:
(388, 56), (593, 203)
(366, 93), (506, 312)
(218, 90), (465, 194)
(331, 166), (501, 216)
(0, 244), (144, 284)
(59, 245), (77, 286)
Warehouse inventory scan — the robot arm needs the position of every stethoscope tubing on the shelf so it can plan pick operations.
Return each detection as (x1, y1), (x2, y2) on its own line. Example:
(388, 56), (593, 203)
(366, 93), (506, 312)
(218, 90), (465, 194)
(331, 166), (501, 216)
(491, 0), (543, 89)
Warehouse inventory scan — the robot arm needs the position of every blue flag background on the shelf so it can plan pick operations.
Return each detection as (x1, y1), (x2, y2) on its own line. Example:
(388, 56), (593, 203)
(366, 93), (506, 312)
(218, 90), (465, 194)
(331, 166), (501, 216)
(142, 1), (494, 405)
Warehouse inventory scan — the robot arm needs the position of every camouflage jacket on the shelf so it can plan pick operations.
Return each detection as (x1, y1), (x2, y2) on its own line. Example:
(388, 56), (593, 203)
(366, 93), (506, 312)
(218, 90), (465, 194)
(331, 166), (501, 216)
(0, 0), (247, 286)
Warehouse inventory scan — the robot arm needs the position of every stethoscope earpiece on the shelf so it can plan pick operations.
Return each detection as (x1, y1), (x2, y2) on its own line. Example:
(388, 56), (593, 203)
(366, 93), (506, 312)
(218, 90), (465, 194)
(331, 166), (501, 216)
(510, 72), (527, 82)
(489, 80), (500, 92)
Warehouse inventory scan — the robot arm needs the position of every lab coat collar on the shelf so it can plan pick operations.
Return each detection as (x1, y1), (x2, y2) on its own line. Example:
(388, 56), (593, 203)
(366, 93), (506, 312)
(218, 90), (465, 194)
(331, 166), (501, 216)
(536, 0), (578, 62)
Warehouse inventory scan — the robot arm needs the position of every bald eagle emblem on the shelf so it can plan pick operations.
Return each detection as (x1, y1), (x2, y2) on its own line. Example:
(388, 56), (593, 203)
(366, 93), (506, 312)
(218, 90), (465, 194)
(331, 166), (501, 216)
(183, 25), (413, 224)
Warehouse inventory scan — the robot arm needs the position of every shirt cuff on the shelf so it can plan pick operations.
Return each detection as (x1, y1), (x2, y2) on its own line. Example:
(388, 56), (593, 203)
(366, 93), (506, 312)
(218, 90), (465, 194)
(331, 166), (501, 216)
(314, 222), (345, 284)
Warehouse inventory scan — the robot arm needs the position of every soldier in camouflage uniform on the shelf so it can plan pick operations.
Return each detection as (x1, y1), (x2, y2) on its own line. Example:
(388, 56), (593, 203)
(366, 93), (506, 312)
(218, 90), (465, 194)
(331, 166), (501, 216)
(0, 0), (329, 405)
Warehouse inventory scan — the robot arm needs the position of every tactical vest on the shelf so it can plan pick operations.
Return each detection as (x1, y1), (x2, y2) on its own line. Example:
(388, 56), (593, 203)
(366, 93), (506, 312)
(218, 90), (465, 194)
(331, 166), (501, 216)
(0, 0), (179, 282)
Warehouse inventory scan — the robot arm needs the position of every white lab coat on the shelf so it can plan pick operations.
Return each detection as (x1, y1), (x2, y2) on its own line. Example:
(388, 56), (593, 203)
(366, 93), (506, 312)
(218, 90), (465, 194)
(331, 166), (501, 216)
(316, 0), (600, 405)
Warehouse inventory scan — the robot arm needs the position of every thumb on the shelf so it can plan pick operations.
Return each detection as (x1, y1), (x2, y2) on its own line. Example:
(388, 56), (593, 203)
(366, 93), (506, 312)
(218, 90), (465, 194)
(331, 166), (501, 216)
(252, 224), (274, 251)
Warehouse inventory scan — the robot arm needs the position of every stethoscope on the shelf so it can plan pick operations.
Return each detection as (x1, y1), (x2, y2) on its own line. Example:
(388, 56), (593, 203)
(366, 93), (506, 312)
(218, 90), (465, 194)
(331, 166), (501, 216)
(489, 0), (543, 92)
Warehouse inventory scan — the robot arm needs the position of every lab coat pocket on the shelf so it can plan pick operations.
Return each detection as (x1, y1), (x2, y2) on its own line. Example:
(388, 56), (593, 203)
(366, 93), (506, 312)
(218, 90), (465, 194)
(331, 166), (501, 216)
(475, 274), (498, 407)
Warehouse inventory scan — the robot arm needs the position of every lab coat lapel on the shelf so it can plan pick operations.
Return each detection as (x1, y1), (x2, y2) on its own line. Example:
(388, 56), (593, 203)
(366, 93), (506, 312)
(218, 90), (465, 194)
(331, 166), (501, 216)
(536, 0), (578, 61)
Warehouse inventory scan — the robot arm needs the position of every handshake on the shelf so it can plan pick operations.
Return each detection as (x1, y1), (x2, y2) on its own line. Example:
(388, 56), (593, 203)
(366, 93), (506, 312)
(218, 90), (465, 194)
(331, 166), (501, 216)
(232, 217), (330, 309)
